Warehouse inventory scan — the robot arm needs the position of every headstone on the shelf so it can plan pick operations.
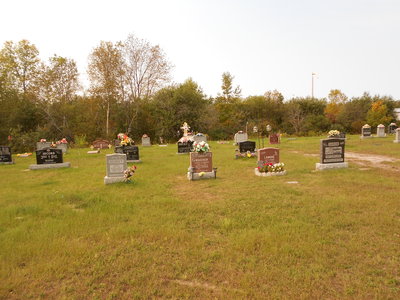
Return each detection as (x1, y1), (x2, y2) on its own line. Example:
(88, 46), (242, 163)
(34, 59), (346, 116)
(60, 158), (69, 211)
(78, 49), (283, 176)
(159, 137), (164, 144)
(234, 131), (248, 145)
(30, 148), (70, 170)
(394, 128), (400, 143)
(93, 139), (110, 149)
(316, 138), (348, 170)
(257, 147), (279, 167)
(56, 143), (68, 153)
(193, 133), (207, 143)
(255, 148), (286, 176)
(36, 142), (52, 150)
(115, 145), (141, 162)
(104, 153), (127, 184)
(376, 124), (386, 137)
(0, 146), (13, 164)
(239, 141), (256, 153)
(361, 124), (372, 139)
(141, 135), (151, 146)
(187, 152), (216, 180)
(190, 152), (212, 172)
(177, 141), (192, 154)
(114, 139), (121, 147)
(388, 123), (397, 134)
(269, 133), (280, 144)
(338, 132), (346, 139)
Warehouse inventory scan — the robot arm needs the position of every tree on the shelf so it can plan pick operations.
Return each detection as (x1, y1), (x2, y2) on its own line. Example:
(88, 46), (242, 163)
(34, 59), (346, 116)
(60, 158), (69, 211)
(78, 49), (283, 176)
(0, 40), (40, 96)
(88, 41), (124, 137)
(35, 55), (81, 138)
(366, 100), (392, 127)
(218, 72), (241, 103)
(324, 89), (347, 124)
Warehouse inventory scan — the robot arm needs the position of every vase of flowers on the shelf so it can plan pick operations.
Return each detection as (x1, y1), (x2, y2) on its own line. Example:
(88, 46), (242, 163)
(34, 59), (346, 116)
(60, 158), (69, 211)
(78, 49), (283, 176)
(124, 165), (137, 182)
(192, 141), (210, 153)
(327, 130), (340, 138)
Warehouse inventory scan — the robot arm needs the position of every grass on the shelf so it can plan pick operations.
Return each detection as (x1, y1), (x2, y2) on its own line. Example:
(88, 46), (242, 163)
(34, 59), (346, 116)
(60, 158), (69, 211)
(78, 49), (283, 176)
(1, 135), (400, 299)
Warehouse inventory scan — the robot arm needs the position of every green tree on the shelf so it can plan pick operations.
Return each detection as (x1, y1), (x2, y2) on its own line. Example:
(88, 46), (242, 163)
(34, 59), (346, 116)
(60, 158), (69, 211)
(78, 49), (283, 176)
(366, 100), (392, 127)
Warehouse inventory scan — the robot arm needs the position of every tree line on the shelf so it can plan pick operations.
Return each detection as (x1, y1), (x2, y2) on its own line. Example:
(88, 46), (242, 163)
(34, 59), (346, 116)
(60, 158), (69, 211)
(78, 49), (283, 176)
(1, 36), (399, 151)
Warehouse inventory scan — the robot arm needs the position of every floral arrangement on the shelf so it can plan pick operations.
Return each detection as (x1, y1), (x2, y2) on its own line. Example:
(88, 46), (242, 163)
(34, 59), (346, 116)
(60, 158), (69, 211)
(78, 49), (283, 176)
(328, 130), (340, 137)
(142, 134), (148, 138)
(39, 139), (47, 142)
(257, 162), (285, 173)
(124, 165), (137, 182)
(56, 138), (68, 144)
(235, 150), (256, 158)
(118, 133), (134, 146)
(17, 152), (32, 157)
(192, 141), (210, 153)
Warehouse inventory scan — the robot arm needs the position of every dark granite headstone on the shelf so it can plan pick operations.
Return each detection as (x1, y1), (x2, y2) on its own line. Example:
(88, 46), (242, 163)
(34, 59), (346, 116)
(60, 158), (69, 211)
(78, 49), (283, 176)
(239, 141), (256, 153)
(36, 148), (63, 164)
(362, 126), (371, 137)
(388, 123), (397, 134)
(320, 138), (345, 164)
(115, 145), (139, 161)
(0, 146), (12, 163)
(178, 142), (192, 153)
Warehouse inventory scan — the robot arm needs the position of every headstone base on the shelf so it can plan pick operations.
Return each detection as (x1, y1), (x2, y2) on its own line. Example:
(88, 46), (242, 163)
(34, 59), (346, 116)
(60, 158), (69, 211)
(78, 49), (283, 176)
(104, 176), (125, 184)
(127, 159), (142, 163)
(29, 162), (71, 170)
(254, 169), (287, 177)
(187, 170), (216, 181)
(0, 161), (14, 165)
(315, 162), (348, 171)
(394, 140), (400, 143)
(159, 145), (168, 147)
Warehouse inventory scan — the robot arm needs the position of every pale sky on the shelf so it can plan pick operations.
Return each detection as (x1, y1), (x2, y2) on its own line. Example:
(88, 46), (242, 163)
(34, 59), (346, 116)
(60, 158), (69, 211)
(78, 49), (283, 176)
(1, 0), (399, 100)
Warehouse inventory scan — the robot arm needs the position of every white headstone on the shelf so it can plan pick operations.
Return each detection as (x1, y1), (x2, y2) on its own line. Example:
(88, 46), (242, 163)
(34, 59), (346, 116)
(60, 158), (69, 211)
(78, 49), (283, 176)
(234, 132), (248, 144)
(394, 128), (400, 143)
(376, 124), (386, 137)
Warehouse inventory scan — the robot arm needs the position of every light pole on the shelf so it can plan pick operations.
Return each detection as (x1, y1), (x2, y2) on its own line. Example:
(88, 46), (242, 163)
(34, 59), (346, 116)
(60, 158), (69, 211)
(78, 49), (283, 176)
(311, 72), (316, 98)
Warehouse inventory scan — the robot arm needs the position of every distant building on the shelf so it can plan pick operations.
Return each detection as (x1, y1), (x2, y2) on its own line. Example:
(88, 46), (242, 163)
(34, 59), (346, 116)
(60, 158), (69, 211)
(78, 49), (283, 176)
(394, 108), (400, 121)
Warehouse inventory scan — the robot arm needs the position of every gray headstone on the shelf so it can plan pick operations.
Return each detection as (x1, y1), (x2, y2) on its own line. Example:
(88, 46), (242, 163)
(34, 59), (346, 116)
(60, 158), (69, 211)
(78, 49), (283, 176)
(106, 153), (127, 178)
(142, 136), (151, 146)
(36, 142), (52, 150)
(193, 134), (207, 143)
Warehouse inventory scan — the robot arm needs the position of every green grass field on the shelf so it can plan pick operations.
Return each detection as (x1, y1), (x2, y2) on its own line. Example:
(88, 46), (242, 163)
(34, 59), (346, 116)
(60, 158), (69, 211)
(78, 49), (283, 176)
(1, 135), (399, 299)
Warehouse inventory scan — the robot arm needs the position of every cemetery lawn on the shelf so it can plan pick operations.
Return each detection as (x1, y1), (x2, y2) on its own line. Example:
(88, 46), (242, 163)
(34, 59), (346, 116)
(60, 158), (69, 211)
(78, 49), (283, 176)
(1, 136), (399, 299)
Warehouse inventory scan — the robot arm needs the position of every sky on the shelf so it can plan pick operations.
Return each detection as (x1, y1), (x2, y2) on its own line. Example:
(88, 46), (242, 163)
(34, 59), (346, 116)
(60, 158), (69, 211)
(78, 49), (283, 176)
(1, 0), (399, 100)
